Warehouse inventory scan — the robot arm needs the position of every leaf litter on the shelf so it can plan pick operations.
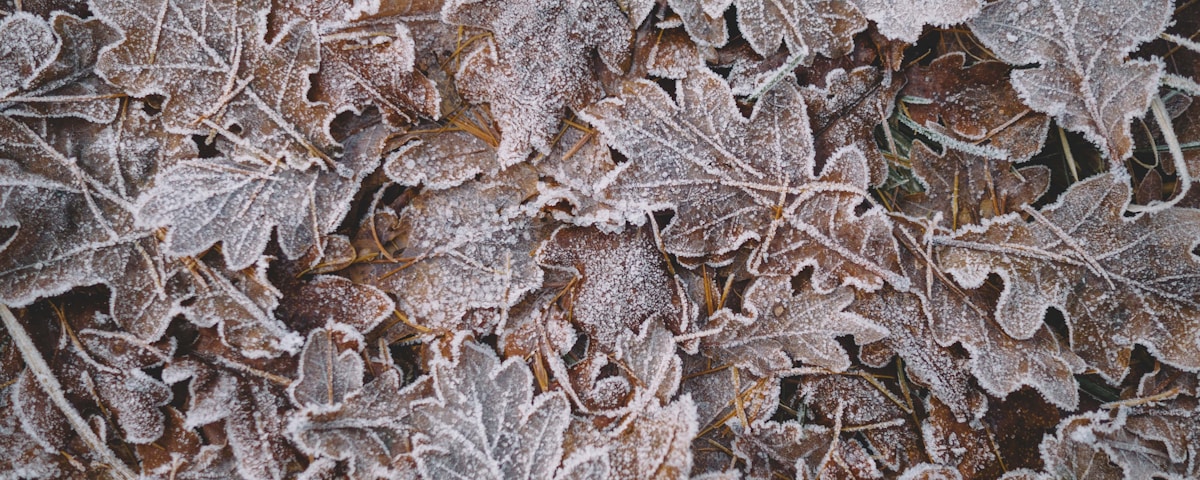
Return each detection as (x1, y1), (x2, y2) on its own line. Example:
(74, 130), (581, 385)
(1, 0), (1199, 478)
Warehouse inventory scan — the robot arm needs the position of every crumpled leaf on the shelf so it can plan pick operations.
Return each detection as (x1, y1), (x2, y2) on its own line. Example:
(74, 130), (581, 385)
(93, 0), (337, 169)
(444, 0), (630, 164)
(705, 275), (887, 376)
(411, 336), (571, 480)
(939, 172), (1200, 381)
(536, 225), (680, 351)
(580, 68), (905, 291)
(137, 124), (388, 271)
(354, 165), (544, 332)
(733, 0), (867, 61)
(0, 12), (121, 123)
(851, 0), (980, 43)
(969, 0), (1171, 160)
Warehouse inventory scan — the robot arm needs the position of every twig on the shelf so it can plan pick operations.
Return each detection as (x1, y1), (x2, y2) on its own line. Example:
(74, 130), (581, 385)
(0, 304), (136, 480)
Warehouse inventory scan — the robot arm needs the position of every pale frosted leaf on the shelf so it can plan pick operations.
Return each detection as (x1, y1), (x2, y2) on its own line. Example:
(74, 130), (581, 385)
(290, 327), (364, 410)
(731, 419), (832, 480)
(444, 0), (630, 164)
(184, 257), (303, 358)
(851, 0), (980, 43)
(0, 382), (68, 479)
(354, 166), (543, 331)
(1033, 412), (1128, 479)
(669, 0), (730, 47)
(536, 226), (678, 351)
(93, 0), (337, 169)
(802, 375), (924, 473)
(705, 276), (886, 376)
(939, 172), (1200, 381)
(568, 396), (699, 479)
(412, 338), (570, 480)
(383, 126), (500, 189)
(137, 125), (387, 270)
(969, 0), (1172, 160)
(290, 368), (430, 480)
(898, 464), (962, 480)
(734, 0), (867, 61)
(581, 68), (904, 291)
(0, 13), (58, 98)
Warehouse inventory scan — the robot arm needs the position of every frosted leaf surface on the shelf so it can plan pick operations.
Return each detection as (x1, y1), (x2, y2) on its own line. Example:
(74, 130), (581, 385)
(272, 0), (442, 123)
(0, 385), (67, 479)
(383, 125), (500, 190)
(901, 53), (1051, 161)
(290, 345), (431, 480)
(536, 226), (678, 351)
(801, 67), (890, 186)
(705, 276), (886, 375)
(92, 0), (338, 169)
(734, 0), (867, 61)
(355, 165), (544, 331)
(137, 125), (388, 271)
(0, 13), (121, 123)
(444, 0), (630, 164)
(920, 398), (1002, 478)
(0, 114), (186, 341)
(851, 283), (984, 421)
(897, 141), (1051, 229)
(938, 172), (1200, 382)
(137, 408), (246, 480)
(968, 0), (1172, 160)
(290, 327), (364, 410)
(275, 275), (394, 335)
(668, 0), (731, 47)
(801, 375), (924, 473)
(851, 0), (981, 43)
(731, 419), (832, 480)
(567, 395), (699, 479)
(581, 68), (904, 291)
(411, 338), (571, 480)
(1032, 412), (1127, 479)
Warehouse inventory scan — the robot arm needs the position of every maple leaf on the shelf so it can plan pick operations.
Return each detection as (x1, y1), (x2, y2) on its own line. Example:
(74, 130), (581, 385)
(137, 124), (388, 271)
(968, 0), (1172, 160)
(733, 0), (867, 61)
(92, 0), (337, 169)
(705, 275), (887, 375)
(939, 172), (1200, 382)
(410, 337), (571, 480)
(580, 68), (906, 291)
(443, 0), (630, 164)
(0, 12), (121, 123)
(851, 0), (980, 43)
(353, 165), (544, 332)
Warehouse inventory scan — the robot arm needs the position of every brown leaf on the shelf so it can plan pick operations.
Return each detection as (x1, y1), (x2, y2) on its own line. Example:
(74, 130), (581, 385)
(801, 66), (892, 186)
(734, 0), (867, 61)
(969, 0), (1171, 160)
(939, 172), (1200, 381)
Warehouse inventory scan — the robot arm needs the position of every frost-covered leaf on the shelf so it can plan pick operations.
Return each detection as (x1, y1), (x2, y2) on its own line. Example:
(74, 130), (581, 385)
(801, 67), (891, 186)
(288, 328), (430, 480)
(138, 408), (246, 480)
(705, 276), (887, 376)
(137, 124), (388, 271)
(968, 0), (1171, 160)
(0, 13), (121, 123)
(1032, 412), (1129, 480)
(669, 0), (731, 48)
(444, 0), (630, 164)
(581, 68), (905, 291)
(93, 0), (337, 169)
(939, 172), (1200, 381)
(920, 398), (1002, 478)
(734, 0), (867, 61)
(851, 0), (980, 43)
(0, 379), (69, 479)
(801, 374), (924, 473)
(536, 225), (679, 350)
(901, 53), (1051, 161)
(897, 141), (1051, 229)
(383, 122), (500, 190)
(273, 0), (442, 123)
(731, 418), (832, 480)
(184, 256), (303, 358)
(411, 337), (570, 480)
(566, 395), (699, 479)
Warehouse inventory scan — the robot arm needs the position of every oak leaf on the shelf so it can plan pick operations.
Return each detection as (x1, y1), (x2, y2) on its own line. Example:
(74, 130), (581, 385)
(734, 0), (867, 61)
(969, 0), (1172, 160)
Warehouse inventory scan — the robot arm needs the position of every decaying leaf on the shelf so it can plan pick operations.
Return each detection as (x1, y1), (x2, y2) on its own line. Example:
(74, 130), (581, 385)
(969, 0), (1171, 160)
(939, 172), (1200, 382)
